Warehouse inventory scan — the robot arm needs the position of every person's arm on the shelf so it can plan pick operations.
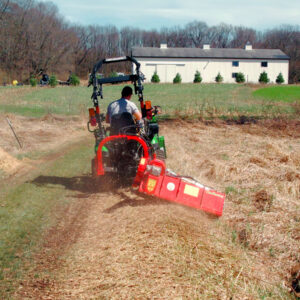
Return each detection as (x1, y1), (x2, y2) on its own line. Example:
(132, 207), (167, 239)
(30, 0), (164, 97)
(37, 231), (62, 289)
(133, 110), (142, 121)
(106, 104), (111, 123)
(105, 113), (110, 123)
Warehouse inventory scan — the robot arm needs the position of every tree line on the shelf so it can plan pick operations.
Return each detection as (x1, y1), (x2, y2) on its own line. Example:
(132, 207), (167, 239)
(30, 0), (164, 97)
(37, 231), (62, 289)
(0, 0), (299, 83)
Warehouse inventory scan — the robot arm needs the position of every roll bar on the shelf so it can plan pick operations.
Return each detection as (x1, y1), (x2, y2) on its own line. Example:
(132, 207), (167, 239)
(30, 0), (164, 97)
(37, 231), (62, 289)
(90, 56), (144, 103)
(89, 55), (146, 137)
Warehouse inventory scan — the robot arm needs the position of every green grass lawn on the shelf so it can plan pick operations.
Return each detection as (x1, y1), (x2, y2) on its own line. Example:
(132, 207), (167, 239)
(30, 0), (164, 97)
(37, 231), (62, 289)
(253, 85), (300, 103)
(0, 84), (299, 119)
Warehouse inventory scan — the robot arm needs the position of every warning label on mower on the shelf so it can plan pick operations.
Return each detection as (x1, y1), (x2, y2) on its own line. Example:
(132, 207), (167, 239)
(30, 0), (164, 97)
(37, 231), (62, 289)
(183, 184), (199, 197)
(147, 178), (157, 192)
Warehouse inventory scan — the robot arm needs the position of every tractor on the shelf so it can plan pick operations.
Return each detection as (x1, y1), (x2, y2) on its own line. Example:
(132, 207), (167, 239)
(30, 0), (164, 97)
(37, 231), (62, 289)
(88, 56), (165, 182)
(87, 56), (225, 216)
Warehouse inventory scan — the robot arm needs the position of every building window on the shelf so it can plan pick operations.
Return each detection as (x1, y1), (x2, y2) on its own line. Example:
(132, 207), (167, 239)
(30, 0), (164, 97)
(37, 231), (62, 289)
(261, 61), (268, 67)
(232, 61), (239, 67)
(232, 73), (238, 78)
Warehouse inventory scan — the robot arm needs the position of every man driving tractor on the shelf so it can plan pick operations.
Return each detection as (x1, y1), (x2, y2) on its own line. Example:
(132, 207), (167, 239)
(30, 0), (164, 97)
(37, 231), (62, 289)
(106, 86), (144, 134)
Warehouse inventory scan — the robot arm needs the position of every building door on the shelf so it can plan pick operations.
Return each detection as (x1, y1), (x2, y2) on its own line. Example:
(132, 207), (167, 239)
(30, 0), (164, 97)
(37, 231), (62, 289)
(157, 65), (166, 82)
(145, 64), (156, 82)
(166, 65), (176, 82)
(157, 65), (176, 83)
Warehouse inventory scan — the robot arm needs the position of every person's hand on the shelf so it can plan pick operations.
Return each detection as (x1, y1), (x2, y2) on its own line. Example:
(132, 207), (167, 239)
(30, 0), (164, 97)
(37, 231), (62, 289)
(139, 127), (146, 136)
(137, 118), (144, 128)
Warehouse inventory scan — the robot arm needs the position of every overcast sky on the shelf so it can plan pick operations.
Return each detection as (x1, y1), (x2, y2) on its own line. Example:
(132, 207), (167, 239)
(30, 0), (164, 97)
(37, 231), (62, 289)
(46, 0), (300, 30)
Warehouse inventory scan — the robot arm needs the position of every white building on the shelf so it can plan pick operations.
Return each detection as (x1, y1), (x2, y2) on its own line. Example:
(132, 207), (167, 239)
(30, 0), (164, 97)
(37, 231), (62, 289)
(132, 43), (289, 84)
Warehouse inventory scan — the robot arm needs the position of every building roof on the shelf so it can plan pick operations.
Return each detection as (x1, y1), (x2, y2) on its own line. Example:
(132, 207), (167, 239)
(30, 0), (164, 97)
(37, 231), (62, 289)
(132, 47), (289, 60)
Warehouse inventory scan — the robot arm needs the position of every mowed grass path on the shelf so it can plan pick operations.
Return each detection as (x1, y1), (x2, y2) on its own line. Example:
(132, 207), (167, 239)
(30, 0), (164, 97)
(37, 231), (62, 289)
(0, 84), (299, 119)
(0, 138), (94, 297)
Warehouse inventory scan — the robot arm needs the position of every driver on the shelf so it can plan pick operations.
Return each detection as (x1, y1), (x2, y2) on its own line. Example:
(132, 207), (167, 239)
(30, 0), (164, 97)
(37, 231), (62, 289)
(106, 86), (144, 128)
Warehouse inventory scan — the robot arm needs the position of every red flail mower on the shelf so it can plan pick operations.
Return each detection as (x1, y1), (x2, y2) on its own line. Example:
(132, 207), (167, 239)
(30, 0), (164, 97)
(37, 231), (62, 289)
(88, 56), (225, 216)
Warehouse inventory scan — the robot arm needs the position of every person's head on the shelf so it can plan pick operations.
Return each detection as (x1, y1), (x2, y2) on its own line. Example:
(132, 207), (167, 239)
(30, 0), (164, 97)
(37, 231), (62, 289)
(121, 86), (133, 99)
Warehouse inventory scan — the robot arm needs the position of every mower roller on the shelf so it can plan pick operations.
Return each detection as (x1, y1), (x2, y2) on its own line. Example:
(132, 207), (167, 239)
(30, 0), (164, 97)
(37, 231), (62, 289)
(88, 56), (225, 216)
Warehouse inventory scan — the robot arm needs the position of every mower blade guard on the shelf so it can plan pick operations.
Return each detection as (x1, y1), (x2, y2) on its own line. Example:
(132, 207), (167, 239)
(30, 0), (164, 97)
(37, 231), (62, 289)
(137, 160), (225, 217)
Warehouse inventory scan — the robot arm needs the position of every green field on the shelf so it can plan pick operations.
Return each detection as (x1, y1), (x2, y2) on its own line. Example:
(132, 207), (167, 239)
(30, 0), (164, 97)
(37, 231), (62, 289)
(253, 86), (300, 103)
(0, 84), (299, 120)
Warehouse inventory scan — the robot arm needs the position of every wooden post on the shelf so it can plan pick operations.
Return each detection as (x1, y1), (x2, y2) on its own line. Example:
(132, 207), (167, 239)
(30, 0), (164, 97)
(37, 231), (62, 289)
(6, 117), (22, 149)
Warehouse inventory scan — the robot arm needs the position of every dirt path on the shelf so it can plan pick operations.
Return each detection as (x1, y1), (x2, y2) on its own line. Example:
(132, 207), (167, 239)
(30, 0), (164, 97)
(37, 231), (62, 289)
(8, 120), (300, 299)
(16, 185), (217, 299)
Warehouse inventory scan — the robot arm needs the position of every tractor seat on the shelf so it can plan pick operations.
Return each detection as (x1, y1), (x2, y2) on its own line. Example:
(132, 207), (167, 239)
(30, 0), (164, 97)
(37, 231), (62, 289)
(110, 112), (137, 135)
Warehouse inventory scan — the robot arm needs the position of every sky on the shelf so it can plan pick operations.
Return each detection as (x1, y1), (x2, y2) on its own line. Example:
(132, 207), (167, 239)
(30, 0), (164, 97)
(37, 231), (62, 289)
(43, 0), (300, 30)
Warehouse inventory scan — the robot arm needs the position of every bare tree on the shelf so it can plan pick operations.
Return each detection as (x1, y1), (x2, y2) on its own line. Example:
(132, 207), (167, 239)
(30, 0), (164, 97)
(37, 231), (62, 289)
(142, 30), (161, 47)
(261, 25), (300, 83)
(230, 26), (257, 48)
(120, 27), (142, 55)
(185, 21), (208, 47)
(0, 1), (299, 83)
(0, 0), (9, 20)
(209, 23), (233, 48)
(160, 26), (190, 48)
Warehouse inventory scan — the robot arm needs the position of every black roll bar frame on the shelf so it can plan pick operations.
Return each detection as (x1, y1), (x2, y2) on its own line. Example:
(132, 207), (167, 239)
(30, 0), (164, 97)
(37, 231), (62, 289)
(89, 55), (146, 135)
(90, 56), (144, 104)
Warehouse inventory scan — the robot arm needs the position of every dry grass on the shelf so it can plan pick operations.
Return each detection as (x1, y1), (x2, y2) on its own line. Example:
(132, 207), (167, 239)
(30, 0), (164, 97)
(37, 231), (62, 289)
(11, 119), (299, 299)
(16, 190), (289, 299)
(164, 120), (300, 297)
(0, 113), (86, 159)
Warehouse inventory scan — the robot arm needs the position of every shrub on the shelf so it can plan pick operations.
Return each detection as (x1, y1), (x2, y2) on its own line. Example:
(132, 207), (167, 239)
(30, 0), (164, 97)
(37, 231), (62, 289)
(49, 74), (58, 87)
(29, 76), (37, 87)
(258, 71), (269, 84)
(276, 72), (284, 84)
(88, 73), (103, 85)
(235, 72), (245, 83)
(151, 71), (160, 83)
(215, 72), (223, 83)
(173, 73), (182, 84)
(193, 71), (202, 83)
(109, 71), (118, 77)
(69, 74), (80, 86)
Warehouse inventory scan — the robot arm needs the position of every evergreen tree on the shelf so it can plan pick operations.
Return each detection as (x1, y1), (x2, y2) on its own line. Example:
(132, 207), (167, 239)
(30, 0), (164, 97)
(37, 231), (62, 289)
(215, 72), (223, 83)
(276, 72), (284, 84)
(29, 76), (37, 87)
(151, 71), (160, 83)
(235, 72), (245, 83)
(258, 71), (270, 84)
(69, 74), (80, 86)
(193, 71), (202, 83)
(49, 74), (58, 87)
(173, 73), (182, 84)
